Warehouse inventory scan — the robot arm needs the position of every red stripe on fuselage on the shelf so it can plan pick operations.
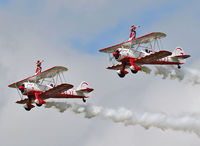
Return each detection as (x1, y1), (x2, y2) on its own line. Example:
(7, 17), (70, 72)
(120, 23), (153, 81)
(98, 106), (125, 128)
(50, 94), (88, 99)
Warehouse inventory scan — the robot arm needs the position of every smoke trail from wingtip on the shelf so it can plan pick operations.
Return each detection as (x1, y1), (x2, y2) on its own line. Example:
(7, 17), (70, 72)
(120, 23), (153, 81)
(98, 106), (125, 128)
(45, 101), (200, 137)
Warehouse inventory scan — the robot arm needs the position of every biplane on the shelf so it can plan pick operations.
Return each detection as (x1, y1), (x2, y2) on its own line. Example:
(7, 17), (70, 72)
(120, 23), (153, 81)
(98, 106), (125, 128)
(99, 32), (190, 78)
(8, 66), (94, 111)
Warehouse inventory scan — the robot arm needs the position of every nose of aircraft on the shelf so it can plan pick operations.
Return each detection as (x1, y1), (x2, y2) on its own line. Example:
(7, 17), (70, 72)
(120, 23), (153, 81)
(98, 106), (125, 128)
(18, 85), (25, 93)
(113, 51), (119, 59)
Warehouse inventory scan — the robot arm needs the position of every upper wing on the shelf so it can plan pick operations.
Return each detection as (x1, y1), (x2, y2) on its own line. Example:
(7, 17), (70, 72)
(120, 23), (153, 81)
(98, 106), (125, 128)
(131, 32), (166, 46)
(8, 66), (68, 88)
(39, 83), (73, 99)
(135, 50), (172, 64)
(99, 32), (166, 53)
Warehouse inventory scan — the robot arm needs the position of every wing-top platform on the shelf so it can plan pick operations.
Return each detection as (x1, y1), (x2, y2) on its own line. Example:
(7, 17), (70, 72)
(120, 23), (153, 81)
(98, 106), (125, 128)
(99, 32), (166, 53)
(8, 66), (68, 88)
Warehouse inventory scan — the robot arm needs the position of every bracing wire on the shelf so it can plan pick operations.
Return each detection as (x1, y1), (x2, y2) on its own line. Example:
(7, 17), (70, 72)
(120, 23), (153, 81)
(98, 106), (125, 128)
(58, 73), (63, 84)
(16, 88), (23, 100)
(61, 72), (66, 83)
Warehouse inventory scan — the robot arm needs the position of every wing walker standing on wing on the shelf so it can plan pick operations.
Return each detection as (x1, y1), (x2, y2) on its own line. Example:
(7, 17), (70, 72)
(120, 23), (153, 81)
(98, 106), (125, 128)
(35, 60), (43, 74)
(129, 25), (140, 40)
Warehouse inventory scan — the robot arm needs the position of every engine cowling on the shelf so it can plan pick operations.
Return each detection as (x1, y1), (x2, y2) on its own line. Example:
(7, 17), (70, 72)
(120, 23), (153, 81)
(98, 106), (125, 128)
(18, 84), (25, 93)
(18, 82), (41, 95)
(113, 50), (120, 59)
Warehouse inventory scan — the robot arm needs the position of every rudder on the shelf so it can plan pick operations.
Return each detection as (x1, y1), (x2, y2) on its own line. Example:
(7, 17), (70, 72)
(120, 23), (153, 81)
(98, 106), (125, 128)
(172, 47), (185, 56)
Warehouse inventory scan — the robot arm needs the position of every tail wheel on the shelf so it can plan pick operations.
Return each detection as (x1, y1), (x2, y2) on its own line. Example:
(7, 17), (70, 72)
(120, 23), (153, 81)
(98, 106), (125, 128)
(82, 98), (86, 103)
(178, 65), (181, 69)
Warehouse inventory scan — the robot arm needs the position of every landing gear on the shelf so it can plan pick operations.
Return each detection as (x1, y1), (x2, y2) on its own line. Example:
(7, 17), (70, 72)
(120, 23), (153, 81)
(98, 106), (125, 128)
(117, 69), (128, 78)
(82, 98), (86, 103)
(131, 70), (138, 74)
(35, 98), (46, 106)
(24, 106), (31, 111)
(36, 103), (42, 107)
(130, 65), (140, 74)
(24, 103), (34, 111)
(178, 65), (181, 69)
(118, 71), (125, 78)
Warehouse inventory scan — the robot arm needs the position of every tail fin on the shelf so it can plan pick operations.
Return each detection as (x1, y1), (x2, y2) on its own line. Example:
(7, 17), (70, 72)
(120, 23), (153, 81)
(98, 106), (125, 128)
(76, 81), (94, 93)
(172, 47), (190, 59)
(172, 47), (185, 56)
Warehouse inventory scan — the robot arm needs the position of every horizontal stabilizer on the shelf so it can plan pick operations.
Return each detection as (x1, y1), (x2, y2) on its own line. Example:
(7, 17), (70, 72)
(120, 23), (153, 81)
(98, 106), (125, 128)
(78, 88), (94, 93)
(173, 55), (190, 59)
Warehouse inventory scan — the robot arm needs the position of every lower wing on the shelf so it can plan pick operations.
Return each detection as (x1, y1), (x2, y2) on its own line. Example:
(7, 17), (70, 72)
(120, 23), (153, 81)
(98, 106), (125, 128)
(135, 50), (172, 64)
(16, 83), (74, 104)
(39, 83), (73, 99)
(107, 63), (151, 73)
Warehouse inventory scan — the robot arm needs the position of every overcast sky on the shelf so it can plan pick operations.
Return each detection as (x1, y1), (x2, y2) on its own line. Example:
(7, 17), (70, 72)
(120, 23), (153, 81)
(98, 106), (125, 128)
(0, 0), (200, 146)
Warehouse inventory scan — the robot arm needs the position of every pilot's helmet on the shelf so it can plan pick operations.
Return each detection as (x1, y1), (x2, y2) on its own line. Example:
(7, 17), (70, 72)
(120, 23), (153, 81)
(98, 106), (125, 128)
(50, 83), (54, 87)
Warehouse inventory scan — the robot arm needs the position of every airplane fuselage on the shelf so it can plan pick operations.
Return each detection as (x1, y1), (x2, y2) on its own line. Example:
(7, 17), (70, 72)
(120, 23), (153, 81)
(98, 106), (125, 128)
(19, 82), (87, 99)
(114, 48), (184, 65)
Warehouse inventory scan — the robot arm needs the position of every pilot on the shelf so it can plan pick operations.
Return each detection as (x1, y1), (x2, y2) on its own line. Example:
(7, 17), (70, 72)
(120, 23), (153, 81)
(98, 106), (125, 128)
(35, 60), (42, 74)
(129, 25), (140, 40)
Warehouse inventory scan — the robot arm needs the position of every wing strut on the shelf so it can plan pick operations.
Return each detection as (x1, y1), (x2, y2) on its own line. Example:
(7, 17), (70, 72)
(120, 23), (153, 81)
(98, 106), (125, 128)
(15, 84), (23, 100)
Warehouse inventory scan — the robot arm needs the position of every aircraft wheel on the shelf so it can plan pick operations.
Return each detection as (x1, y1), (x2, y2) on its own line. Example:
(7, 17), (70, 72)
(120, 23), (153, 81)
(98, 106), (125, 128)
(82, 98), (86, 103)
(36, 103), (42, 107)
(178, 65), (181, 69)
(131, 70), (138, 74)
(118, 72), (125, 78)
(24, 106), (31, 111)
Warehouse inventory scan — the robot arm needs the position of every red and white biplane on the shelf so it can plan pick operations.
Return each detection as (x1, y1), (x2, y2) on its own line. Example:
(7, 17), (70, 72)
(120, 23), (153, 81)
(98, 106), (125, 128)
(99, 32), (190, 78)
(8, 66), (93, 111)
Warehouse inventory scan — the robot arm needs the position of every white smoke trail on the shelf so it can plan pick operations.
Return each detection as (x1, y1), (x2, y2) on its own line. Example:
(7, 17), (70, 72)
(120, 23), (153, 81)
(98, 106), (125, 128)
(45, 101), (200, 137)
(154, 65), (200, 84)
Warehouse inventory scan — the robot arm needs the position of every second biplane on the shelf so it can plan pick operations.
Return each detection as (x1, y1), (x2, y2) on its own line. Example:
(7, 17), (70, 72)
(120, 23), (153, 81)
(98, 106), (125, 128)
(99, 32), (190, 78)
(8, 66), (93, 111)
